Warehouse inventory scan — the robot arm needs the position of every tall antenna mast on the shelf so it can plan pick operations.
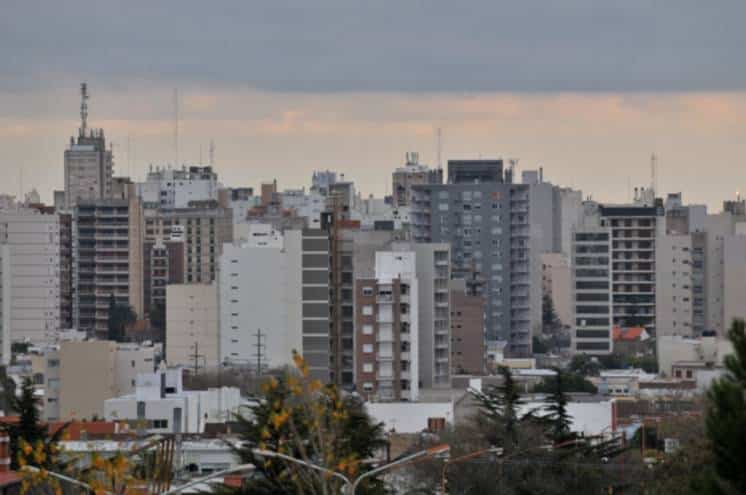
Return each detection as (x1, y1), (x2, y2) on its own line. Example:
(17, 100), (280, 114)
(209, 140), (215, 167)
(80, 82), (89, 137)
(436, 127), (442, 169)
(173, 88), (179, 167)
(650, 153), (658, 196)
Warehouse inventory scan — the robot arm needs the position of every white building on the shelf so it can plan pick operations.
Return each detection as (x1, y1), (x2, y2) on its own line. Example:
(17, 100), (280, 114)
(104, 366), (243, 434)
(137, 165), (220, 208)
(0, 209), (63, 350)
(218, 225), (303, 370)
(166, 284), (220, 369)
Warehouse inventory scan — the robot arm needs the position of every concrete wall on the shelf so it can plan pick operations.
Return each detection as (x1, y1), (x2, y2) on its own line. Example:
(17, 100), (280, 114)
(59, 341), (116, 420)
(166, 283), (219, 369)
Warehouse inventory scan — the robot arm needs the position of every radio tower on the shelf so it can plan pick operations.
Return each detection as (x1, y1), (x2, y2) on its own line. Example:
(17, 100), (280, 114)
(650, 153), (658, 196)
(79, 83), (89, 137)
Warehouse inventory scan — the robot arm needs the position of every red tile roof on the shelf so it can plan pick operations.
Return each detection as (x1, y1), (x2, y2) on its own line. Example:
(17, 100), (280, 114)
(613, 326), (645, 341)
(0, 472), (21, 487)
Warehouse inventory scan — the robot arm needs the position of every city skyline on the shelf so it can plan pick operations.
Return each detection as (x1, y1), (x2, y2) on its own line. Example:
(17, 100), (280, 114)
(2, 1), (746, 210)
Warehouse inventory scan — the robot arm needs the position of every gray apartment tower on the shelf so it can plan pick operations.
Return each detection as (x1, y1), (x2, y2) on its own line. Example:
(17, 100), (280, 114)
(411, 160), (539, 357)
(64, 84), (113, 209)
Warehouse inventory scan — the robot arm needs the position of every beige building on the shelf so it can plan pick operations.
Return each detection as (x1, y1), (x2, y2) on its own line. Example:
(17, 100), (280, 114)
(541, 253), (572, 328)
(450, 280), (484, 375)
(166, 283), (220, 370)
(56, 340), (156, 420)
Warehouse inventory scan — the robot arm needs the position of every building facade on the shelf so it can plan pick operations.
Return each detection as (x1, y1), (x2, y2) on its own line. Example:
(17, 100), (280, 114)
(166, 283), (219, 370)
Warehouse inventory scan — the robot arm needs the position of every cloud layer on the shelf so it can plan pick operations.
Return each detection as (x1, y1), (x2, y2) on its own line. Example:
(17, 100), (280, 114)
(2, 0), (745, 92)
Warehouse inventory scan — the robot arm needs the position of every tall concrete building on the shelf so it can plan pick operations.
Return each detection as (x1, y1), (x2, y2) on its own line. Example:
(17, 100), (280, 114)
(411, 160), (539, 356)
(0, 208), (64, 347)
(64, 84), (113, 209)
(450, 279), (485, 375)
(72, 196), (144, 336)
(571, 203), (613, 355)
(542, 252), (572, 328)
(355, 251), (419, 401)
(391, 152), (443, 208)
(143, 204), (233, 285)
(217, 225), (330, 380)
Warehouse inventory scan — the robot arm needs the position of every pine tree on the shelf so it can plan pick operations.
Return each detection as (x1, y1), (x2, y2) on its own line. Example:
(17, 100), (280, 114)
(107, 293), (136, 342)
(1, 377), (66, 470)
(541, 369), (574, 445)
(705, 318), (746, 493)
(470, 366), (525, 449)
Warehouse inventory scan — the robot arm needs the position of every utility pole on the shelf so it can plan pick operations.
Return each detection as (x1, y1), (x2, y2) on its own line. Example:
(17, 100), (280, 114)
(191, 341), (204, 375)
(252, 329), (266, 377)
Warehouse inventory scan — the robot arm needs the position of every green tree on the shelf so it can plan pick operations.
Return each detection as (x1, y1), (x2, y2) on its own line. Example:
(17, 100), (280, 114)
(0, 377), (66, 471)
(705, 318), (746, 494)
(227, 352), (387, 495)
(470, 366), (530, 450)
(568, 354), (600, 377)
(541, 369), (575, 444)
(107, 293), (136, 342)
(533, 372), (597, 394)
(542, 293), (559, 330)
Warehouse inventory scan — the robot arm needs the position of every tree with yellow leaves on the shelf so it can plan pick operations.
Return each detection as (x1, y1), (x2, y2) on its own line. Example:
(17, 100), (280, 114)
(226, 351), (387, 495)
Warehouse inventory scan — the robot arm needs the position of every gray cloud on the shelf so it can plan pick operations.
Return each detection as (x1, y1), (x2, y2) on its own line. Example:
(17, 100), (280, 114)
(1, 0), (745, 92)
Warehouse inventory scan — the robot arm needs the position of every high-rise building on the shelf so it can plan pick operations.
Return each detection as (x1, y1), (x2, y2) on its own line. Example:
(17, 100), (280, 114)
(64, 84), (113, 209)
(449, 279), (485, 375)
(0, 207), (64, 347)
(411, 160), (539, 357)
(355, 251), (419, 401)
(217, 225), (330, 380)
(391, 152), (443, 208)
(72, 196), (144, 336)
(143, 204), (233, 285)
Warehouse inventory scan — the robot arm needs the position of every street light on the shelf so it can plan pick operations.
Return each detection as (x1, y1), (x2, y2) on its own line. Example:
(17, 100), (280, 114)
(350, 444), (450, 494)
(439, 446), (502, 494)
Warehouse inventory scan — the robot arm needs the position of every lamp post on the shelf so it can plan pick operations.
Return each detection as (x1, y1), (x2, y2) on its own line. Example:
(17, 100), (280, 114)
(350, 444), (450, 494)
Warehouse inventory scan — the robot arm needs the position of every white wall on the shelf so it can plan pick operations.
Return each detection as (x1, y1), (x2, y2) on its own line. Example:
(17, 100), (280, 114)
(166, 284), (220, 369)
(366, 402), (454, 433)
(219, 231), (302, 369)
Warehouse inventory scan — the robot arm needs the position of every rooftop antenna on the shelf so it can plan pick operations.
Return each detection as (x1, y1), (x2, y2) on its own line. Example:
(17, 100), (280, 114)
(209, 139), (215, 167)
(79, 82), (89, 138)
(436, 127), (442, 169)
(650, 153), (658, 196)
(173, 88), (179, 167)
(127, 134), (132, 179)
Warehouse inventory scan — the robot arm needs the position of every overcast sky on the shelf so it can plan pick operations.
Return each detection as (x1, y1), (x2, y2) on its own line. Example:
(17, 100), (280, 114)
(1, 1), (745, 208)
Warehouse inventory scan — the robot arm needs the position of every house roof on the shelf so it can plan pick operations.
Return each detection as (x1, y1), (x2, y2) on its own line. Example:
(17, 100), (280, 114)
(613, 326), (646, 342)
(0, 472), (21, 487)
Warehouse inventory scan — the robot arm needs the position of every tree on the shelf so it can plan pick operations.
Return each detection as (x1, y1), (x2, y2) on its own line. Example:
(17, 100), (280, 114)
(532, 336), (549, 354)
(705, 318), (746, 494)
(0, 377), (66, 471)
(107, 294), (136, 342)
(470, 366), (529, 450)
(568, 354), (600, 377)
(542, 293), (559, 330)
(226, 352), (387, 495)
(541, 369), (575, 445)
(532, 372), (597, 394)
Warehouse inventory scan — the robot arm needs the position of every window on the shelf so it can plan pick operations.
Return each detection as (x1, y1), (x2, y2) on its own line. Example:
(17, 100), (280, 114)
(131, 360), (136, 367)
(47, 359), (59, 368)
(363, 344), (374, 354)
(362, 305), (373, 316)
(363, 382), (374, 391)
(362, 324), (374, 335)
(153, 419), (169, 429)
(362, 287), (374, 297)
(363, 363), (374, 373)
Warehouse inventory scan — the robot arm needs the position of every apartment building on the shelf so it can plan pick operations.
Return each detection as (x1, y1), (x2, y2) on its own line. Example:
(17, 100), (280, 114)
(541, 252), (572, 328)
(450, 280), (485, 375)
(143, 204), (233, 284)
(391, 152), (443, 208)
(411, 160), (539, 357)
(572, 202), (612, 354)
(43, 340), (157, 420)
(143, 239), (185, 316)
(355, 252), (419, 401)
(137, 165), (220, 209)
(166, 283), (219, 369)
(0, 208), (64, 347)
(600, 194), (664, 332)
(217, 225), (330, 380)
(72, 197), (144, 335)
